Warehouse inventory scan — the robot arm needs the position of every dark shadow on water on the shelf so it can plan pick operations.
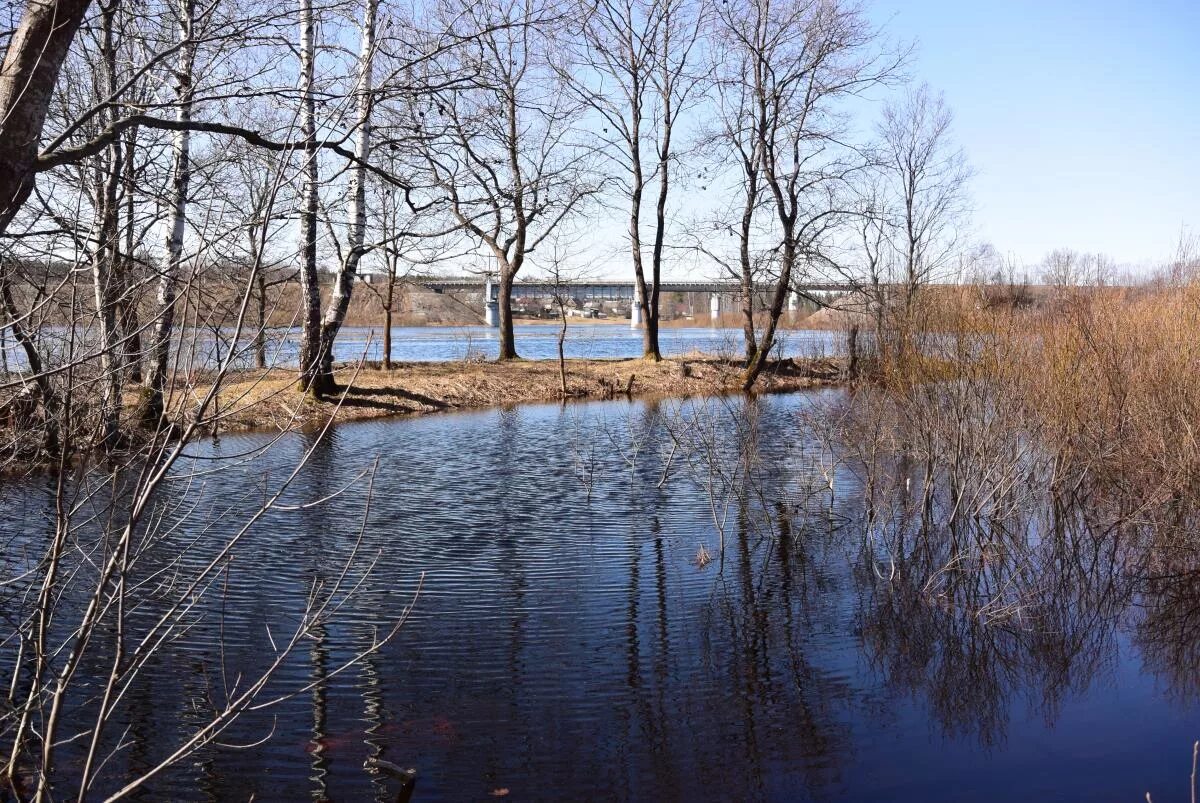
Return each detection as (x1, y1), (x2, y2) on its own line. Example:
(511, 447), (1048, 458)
(331, 383), (452, 410)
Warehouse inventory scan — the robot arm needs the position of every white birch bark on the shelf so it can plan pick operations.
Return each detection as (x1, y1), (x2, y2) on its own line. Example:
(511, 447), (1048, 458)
(145, 0), (196, 420)
(296, 0), (322, 393)
(316, 0), (378, 387)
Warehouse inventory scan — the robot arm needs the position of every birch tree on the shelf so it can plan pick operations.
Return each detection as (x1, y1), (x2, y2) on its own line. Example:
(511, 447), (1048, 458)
(294, 0), (323, 393)
(144, 0), (198, 422)
(88, 0), (129, 447)
(312, 0), (379, 393)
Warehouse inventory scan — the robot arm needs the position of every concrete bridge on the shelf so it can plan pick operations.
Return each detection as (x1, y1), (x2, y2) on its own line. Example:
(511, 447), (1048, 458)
(405, 275), (855, 327)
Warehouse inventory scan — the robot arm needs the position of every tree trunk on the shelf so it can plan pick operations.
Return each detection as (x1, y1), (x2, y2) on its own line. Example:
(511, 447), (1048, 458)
(497, 267), (518, 360)
(255, 270), (267, 369)
(316, 0), (377, 392)
(644, 303), (660, 361)
(91, 0), (125, 449)
(847, 323), (860, 380)
(0, 0), (94, 236)
(382, 305), (392, 370)
(627, 89), (656, 358)
(0, 264), (59, 453)
(645, 102), (672, 363)
(742, 239), (793, 391)
(738, 158), (759, 365)
(631, 181), (654, 357)
(295, 0), (322, 395)
(91, 160), (123, 448)
(144, 0), (195, 424)
(739, 279), (756, 367)
(557, 297), (567, 396)
(381, 261), (395, 370)
(120, 126), (142, 382)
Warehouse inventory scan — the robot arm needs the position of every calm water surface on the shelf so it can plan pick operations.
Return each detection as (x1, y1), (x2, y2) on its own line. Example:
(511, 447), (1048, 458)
(2, 391), (1198, 801)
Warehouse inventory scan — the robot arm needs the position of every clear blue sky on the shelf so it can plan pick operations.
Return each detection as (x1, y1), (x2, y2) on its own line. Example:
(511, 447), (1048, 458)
(870, 0), (1200, 270)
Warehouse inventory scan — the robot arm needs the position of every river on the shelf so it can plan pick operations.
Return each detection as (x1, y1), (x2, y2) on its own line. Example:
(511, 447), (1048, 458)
(2, 390), (1197, 801)
(321, 324), (840, 363)
(1, 324), (840, 372)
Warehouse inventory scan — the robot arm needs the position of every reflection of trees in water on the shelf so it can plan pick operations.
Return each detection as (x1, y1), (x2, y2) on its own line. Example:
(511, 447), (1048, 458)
(357, 631), (393, 803)
(297, 430), (335, 802)
(1132, 505), (1200, 702)
(307, 620), (331, 801)
(604, 397), (855, 797)
(13, 388), (1200, 798)
(851, 479), (1151, 745)
(618, 513), (686, 798)
(808, 382), (1200, 748)
(717, 501), (848, 792)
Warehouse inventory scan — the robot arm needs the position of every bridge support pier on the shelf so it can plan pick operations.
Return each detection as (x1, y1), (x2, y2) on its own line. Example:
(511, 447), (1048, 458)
(630, 283), (642, 329)
(484, 277), (499, 327)
(710, 293), (721, 323)
(787, 290), (798, 316)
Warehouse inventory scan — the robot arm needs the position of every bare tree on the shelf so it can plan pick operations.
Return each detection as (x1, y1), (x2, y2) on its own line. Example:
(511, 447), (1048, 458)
(875, 84), (969, 357)
(231, 144), (295, 369)
(144, 0), (198, 422)
(1164, 230), (1200, 286)
(536, 237), (590, 395)
(1041, 248), (1081, 290)
(694, 39), (769, 364)
(294, 0), (322, 394)
(296, 0), (500, 390)
(717, 0), (901, 390)
(84, 0), (142, 447)
(361, 173), (417, 370)
(418, 0), (600, 360)
(567, 0), (707, 361)
(312, 0), (380, 394)
(355, 163), (457, 370)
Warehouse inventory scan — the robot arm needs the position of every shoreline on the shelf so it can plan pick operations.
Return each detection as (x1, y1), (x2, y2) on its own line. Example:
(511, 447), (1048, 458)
(196, 355), (845, 436)
(1, 355), (845, 474)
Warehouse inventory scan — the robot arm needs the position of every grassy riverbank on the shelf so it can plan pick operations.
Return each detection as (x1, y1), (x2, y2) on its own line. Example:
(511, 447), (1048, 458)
(191, 355), (844, 434)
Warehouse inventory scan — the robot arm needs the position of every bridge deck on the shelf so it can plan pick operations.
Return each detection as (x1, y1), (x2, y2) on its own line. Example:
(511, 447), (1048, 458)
(404, 276), (853, 298)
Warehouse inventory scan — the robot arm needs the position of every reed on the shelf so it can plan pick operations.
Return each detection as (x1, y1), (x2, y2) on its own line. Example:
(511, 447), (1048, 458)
(849, 277), (1200, 497)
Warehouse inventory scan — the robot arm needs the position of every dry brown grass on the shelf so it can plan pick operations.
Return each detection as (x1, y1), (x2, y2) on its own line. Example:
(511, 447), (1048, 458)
(1021, 285), (1200, 491)
(178, 355), (843, 434)
(857, 281), (1200, 496)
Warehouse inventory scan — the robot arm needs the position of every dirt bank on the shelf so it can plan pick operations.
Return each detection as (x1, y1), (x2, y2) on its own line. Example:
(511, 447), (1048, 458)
(196, 356), (844, 434)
